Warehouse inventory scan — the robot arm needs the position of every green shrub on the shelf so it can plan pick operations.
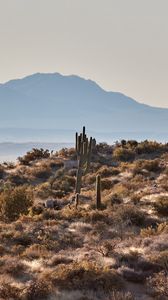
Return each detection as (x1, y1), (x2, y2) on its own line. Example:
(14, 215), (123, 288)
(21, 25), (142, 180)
(0, 186), (33, 222)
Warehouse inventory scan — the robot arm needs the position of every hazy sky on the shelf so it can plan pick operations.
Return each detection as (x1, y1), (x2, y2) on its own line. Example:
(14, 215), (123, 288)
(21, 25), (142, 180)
(0, 0), (168, 107)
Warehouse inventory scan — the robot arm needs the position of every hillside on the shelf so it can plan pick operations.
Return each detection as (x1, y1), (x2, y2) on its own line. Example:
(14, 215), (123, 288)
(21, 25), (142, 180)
(0, 73), (168, 141)
(0, 139), (168, 299)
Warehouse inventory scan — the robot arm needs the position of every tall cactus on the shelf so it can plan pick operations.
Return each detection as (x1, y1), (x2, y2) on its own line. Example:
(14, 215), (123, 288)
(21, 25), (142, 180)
(96, 175), (101, 209)
(75, 126), (96, 194)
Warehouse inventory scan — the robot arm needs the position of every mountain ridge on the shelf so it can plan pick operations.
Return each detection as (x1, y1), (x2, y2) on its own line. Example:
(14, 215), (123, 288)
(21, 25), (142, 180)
(0, 72), (167, 141)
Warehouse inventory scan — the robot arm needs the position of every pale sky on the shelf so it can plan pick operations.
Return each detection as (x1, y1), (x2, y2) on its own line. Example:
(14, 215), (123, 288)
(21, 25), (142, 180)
(0, 0), (168, 107)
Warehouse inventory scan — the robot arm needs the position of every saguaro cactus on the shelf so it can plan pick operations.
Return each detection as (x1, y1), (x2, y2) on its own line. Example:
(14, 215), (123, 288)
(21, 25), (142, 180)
(75, 126), (96, 194)
(96, 175), (101, 209)
(75, 193), (79, 209)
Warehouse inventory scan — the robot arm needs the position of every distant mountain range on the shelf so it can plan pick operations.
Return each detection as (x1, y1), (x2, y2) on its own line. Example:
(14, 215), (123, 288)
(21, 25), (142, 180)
(0, 72), (167, 142)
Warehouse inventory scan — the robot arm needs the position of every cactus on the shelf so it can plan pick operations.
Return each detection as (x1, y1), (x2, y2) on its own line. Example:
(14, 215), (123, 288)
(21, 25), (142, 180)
(75, 127), (96, 194)
(75, 193), (79, 209)
(96, 175), (101, 209)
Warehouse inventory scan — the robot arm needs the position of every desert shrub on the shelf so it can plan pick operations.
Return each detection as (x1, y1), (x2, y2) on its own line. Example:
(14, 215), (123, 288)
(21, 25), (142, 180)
(115, 204), (146, 226)
(133, 159), (161, 175)
(57, 147), (76, 159)
(130, 193), (142, 204)
(149, 251), (168, 273)
(118, 250), (141, 268)
(0, 258), (26, 277)
(49, 261), (123, 292)
(0, 165), (5, 179)
(47, 254), (73, 267)
(141, 222), (168, 237)
(127, 140), (138, 148)
(0, 186), (33, 222)
(53, 175), (75, 192)
(113, 148), (135, 162)
(154, 196), (168, 216)
(29, 164), (52, 179)
(136, 140), (165, 155)
(0, 283), (21, 300)
(147, 271), (168, 298)
(111, 291), (134, 300)
(18, 148), (50, 165)
(83, 173), (95, 185)
(96, 142), (113, 154)
(112, 183), (130, 198)
(25, 279), (54, 300)
(104, 192), (123, 206)
(13, 232), (32, 246)
(98, 166), (120, 177)
(83, 210), (109, 223)
(35, 182), (52, 199)
(67, 168), (77, 177)
(101, 178), (114, 190)
(7, 173), (28, 186)
(22, 244), (48, 260)
(30, 204), (44, 216)
(48, 159), (64, 169)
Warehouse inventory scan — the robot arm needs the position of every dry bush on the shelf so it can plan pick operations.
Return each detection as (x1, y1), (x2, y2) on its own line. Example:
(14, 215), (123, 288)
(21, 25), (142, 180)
(29, 164), (52, 179)
(97, 166), (120, 177)
(0, 186), (33, 222)
(57, 147), (76, 159)
(18, 148), (50, 165)
(83, 209), (110, 224)
(83, 173), (96, 185)
(35, 182), (52, 199)
(47, 254), (73, 267)
(147, 271), (168, 298)
(52, 175), (76, 193)
(22, 244), (49, 260)
(113, 147), (135, 162)
(136, 140), (166, 155)
(48, 261), (123, 292)
(0, 282), (21, 300)
(0, 244), (6, 256)
(112, 184), (130, 198)
(0, 257), (26, 277)
(154, 196), (168, 216)
(133, 159), (161, 175)
(141, 222), (168, 238)
(0, 164), (5, 179)
(48, 159), (64, 169)
(24, 279), (54, 300)
(7, 173), (28, 186)
(104, 192), (123, 206)
(101, 178), (114, 190)
(13, 232), (32, 246)
(114, 204), (146, 226)
(149, 251), (168, 273)
(111, 291), (134, 300)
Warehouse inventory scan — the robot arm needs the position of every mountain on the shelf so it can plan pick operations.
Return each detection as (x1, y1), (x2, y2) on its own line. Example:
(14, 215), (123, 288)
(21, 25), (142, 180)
(0, 72), (167, 142)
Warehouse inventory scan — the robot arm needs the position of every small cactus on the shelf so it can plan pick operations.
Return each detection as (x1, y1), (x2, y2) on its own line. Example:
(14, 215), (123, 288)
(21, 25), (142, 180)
(96, 175), (101, 209)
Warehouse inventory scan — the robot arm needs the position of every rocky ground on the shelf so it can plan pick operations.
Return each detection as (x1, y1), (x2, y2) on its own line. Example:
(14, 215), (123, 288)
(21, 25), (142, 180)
(0, 141), (168, 300)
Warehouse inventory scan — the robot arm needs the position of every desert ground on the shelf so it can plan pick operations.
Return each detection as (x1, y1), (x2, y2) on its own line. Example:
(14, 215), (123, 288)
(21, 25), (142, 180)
(0, 140), (168, 299)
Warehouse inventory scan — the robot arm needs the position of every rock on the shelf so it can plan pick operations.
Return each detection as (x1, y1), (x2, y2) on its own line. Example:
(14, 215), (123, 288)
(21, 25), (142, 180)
(45, 199), (55, 209)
